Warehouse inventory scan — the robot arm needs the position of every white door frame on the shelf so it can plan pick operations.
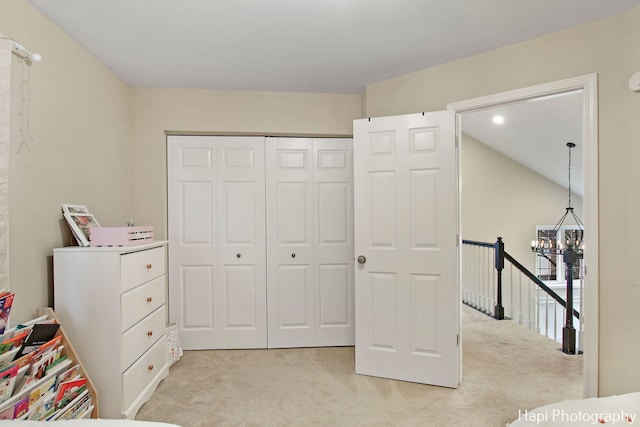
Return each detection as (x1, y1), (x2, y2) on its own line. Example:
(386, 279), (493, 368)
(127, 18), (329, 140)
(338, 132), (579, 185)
(447, 73), (599, 398)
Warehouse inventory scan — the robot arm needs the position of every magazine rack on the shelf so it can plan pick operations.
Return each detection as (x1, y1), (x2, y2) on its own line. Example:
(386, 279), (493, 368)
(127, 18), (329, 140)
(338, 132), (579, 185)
(35, 307), (99, 418)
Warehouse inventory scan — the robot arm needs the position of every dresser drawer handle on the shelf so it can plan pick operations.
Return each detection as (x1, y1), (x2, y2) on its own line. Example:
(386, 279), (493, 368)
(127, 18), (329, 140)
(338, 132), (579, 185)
(147, 331), (153, 337)
(146, 263), (152, 270)
(147, 364), (154, 371)
(146, 297), (153, 303)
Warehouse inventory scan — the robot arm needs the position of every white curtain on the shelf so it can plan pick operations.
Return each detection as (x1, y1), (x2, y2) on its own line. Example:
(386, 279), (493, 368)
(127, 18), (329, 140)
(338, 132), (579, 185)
(0, 37), (11, 291)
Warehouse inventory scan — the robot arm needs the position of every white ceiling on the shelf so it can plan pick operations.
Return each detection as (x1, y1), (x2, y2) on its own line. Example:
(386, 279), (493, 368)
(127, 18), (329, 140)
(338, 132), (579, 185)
(461, 91), (583, 196)
(27, 0), (640, 94)
(26, 0), (625, 193)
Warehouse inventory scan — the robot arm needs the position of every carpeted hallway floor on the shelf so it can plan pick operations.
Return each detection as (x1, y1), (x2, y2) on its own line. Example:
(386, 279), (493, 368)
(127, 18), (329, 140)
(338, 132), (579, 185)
(135, 305), (583, 426)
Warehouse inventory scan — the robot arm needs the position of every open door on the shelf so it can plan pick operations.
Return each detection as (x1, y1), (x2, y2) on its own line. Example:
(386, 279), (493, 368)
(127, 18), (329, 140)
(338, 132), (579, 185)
(353, 111), (460, 387)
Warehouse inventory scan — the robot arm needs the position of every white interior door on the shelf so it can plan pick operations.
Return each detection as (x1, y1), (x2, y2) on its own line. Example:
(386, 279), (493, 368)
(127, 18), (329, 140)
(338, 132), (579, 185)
(353, 112), (460, 387)
(168, 135), (266, 350)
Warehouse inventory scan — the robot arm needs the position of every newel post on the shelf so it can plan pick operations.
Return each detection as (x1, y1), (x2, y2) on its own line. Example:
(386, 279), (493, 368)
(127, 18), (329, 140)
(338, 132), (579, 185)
(562, 245), (578, 354)
(494, 237), (505, 320)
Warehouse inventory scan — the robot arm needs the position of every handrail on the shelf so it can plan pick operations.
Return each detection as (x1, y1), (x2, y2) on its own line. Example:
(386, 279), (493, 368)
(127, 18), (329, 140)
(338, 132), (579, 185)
(462, 238), (580, 320)
(462, 239), (494, 248)
(503, 251), (580, 320)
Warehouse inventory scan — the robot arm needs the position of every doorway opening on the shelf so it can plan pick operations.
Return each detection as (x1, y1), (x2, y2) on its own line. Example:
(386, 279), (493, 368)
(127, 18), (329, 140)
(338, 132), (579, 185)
(448, 74), (599, 398)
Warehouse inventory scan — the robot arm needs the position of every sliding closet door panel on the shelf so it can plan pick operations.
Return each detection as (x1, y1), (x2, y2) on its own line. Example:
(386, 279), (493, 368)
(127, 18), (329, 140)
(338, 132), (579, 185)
(314, 138), (354, 346)
(266, 138), (315, 348)
(218, 137), (267, 349)
(167, 135), (219, 350)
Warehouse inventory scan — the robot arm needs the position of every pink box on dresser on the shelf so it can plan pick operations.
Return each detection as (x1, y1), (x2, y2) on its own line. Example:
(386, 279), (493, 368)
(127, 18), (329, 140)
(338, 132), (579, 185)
(89, 226), (154, 247)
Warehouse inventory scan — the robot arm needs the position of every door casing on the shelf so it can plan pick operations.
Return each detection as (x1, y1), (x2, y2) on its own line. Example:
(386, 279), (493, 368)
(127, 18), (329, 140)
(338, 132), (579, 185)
(447, 73), (599, 397)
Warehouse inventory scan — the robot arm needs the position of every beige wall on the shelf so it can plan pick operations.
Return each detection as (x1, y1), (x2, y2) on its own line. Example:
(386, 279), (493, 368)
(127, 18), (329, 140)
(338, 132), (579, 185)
(461, 133), (582, 273)
(365, 7), (640, 396)
(0, 1), (133, 323)
(130, 88), (362, 236)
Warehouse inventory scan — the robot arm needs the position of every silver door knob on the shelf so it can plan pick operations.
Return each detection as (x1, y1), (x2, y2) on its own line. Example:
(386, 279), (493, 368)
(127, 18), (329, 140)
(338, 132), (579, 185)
(357, 255), (366, 265)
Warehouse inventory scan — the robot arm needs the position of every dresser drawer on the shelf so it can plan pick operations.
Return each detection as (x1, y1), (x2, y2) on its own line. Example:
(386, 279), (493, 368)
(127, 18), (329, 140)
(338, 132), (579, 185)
(122, 337), (166, 411)
(120, 246), (165, 293)
(121, 305), (166, 371)
(121, 276), (165, 332)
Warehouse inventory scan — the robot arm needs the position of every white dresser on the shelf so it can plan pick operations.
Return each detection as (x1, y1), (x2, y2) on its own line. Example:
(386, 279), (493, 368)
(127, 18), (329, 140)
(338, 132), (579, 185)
(53, 241), (169, 419)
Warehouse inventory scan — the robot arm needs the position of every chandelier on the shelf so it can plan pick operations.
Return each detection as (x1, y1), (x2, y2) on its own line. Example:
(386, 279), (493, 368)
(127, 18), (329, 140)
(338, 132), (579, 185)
(531, 142), (584, 257)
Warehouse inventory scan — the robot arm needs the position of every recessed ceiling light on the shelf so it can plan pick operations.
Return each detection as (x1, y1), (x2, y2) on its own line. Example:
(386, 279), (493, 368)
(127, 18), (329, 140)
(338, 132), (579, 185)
(492, 115), (505, 124)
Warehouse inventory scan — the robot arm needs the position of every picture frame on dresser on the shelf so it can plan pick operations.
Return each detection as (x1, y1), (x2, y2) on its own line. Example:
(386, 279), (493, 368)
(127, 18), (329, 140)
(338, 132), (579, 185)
(61, 204), (90, 215)
(63, 213), (100, 247)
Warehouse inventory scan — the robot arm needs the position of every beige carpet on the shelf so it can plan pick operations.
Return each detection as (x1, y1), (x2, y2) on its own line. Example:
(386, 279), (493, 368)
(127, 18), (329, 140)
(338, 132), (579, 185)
(136, 306), (583, 426)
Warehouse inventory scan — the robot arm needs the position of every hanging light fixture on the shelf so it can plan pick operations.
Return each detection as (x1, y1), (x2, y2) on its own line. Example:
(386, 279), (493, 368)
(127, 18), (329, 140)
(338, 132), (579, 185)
(531, 142), (583, 354)
(531, 142), (584, 257)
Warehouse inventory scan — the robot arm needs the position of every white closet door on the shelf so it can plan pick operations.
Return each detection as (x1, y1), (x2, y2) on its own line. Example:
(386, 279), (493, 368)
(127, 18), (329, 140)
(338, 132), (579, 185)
(217, 137), (267, 348)
(266, 137), (354, 348)
(168, 135), (267, 350)
(313, 138), (354, 346)
(266, 138), (315, 348)
(168, 135), (219, 350)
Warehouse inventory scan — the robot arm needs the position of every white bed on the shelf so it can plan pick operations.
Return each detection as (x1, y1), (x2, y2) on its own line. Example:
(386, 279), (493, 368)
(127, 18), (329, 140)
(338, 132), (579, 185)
(0, 421), (181, 426)
(508, 392), (640, 426)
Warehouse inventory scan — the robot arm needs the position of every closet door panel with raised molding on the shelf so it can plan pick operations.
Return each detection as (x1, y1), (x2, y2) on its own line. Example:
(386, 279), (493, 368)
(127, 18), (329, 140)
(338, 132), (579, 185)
(266, 137), (354, 348)
(314, 138), (354, 346)
(217, 137), (267, 348)
(266, 138), (315, 348)
(168, 135), (266, 350)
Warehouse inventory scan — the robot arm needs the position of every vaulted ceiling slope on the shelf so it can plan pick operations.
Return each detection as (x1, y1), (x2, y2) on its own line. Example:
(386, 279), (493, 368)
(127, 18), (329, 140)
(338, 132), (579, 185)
(28, 0), (640, 93)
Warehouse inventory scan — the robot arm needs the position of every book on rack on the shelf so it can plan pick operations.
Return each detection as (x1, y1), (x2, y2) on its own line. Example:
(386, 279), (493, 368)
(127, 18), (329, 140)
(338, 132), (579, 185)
(1, 330), (30, 350)
(13, 323), (60, 360)
(0, 310), (95, 420)
(0, 364), (19, 404)
(53, 377), (86, 410)
(0, 293), (15, 335)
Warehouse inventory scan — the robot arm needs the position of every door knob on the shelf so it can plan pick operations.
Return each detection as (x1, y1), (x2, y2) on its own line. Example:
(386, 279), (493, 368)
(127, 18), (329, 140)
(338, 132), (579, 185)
(357, 255), (366, 265)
